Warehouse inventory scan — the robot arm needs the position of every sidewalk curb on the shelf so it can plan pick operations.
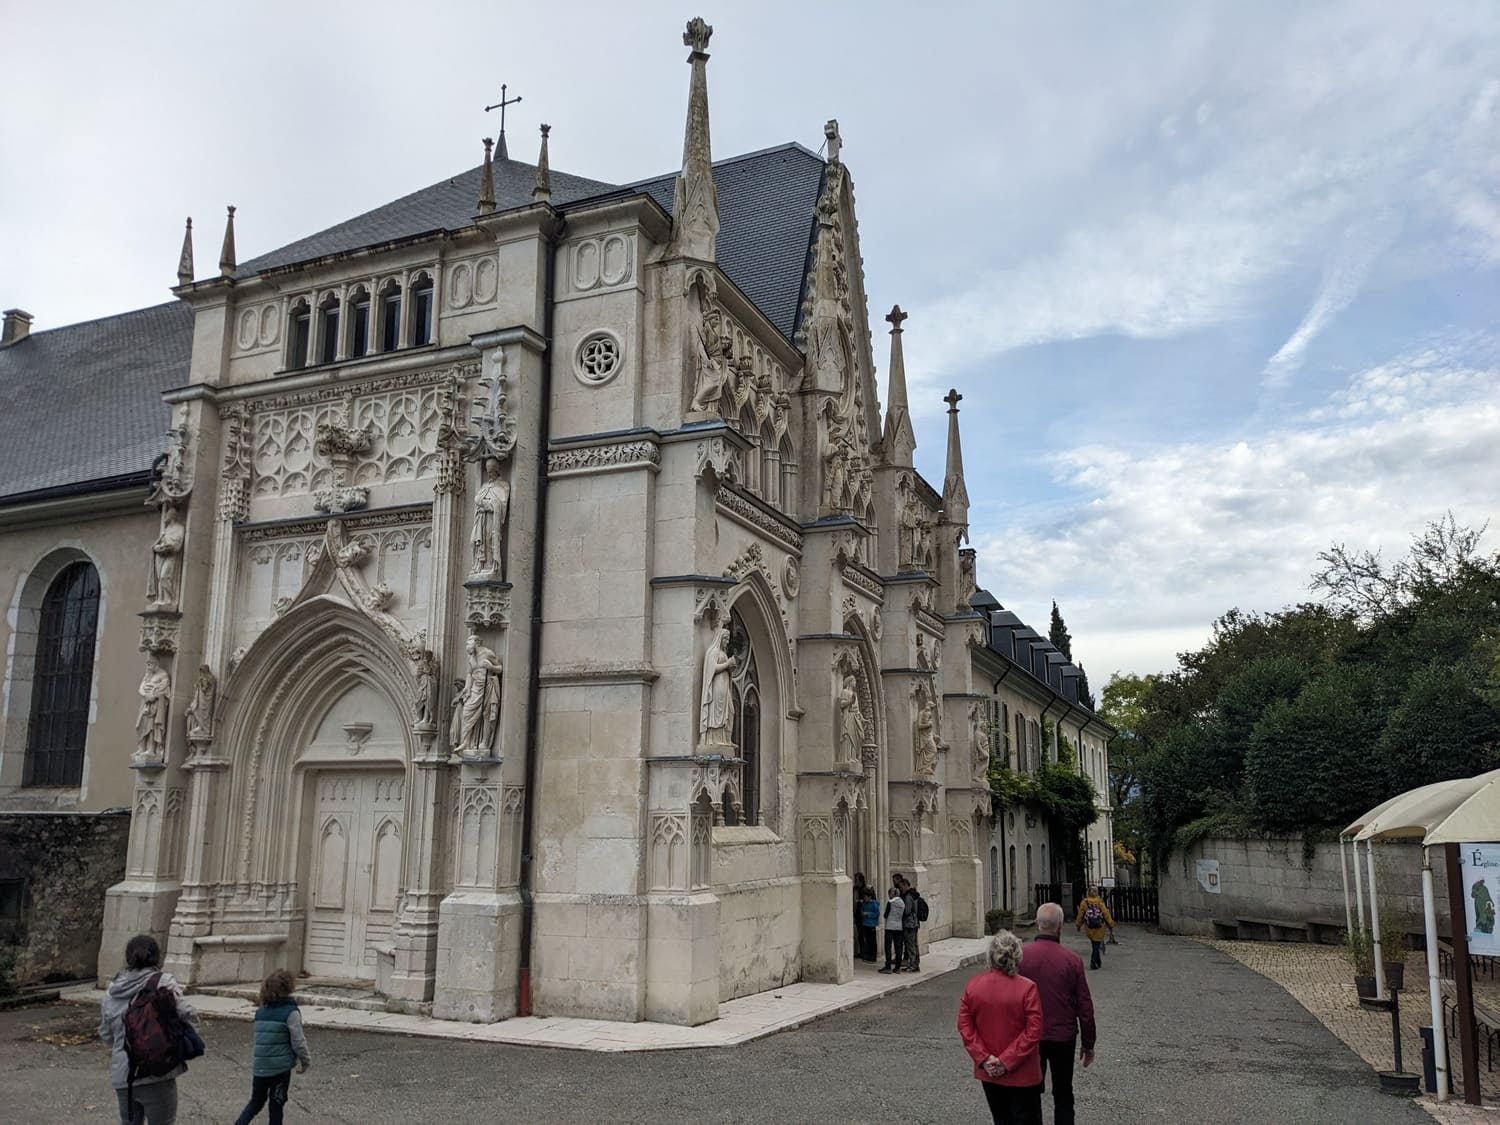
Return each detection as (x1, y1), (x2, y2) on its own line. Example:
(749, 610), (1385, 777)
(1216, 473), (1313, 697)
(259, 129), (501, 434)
(62, 942), (991, 1053)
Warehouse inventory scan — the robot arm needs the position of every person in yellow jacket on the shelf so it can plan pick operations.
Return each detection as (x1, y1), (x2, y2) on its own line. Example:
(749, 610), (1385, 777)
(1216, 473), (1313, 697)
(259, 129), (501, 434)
(1075, 888), (1115, 970)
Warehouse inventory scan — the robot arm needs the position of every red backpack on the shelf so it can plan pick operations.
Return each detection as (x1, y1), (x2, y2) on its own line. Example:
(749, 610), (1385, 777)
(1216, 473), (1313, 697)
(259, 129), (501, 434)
(123, 974), (182, 1083)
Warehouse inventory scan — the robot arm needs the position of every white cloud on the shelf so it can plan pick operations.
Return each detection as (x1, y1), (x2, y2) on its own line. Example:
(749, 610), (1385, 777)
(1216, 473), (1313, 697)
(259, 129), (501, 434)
(901, 4), (1500, 396)
(1261, 214), (1400, 385)
(973, 339), (1500, 675)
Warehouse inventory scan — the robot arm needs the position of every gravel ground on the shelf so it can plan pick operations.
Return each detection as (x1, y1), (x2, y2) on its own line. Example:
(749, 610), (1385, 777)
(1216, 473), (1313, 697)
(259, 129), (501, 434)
(0, 927), (1429, 1123)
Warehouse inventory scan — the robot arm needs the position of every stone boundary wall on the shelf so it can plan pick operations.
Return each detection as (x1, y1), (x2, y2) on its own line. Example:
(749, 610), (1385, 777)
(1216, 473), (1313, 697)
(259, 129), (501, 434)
(0, 811), (129, 987)
(1158, 835), (1451, 942)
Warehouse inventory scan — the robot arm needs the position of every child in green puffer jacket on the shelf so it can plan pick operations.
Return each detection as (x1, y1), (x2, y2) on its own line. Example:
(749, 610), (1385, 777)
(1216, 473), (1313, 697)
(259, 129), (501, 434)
(234, 969), (311, 1124)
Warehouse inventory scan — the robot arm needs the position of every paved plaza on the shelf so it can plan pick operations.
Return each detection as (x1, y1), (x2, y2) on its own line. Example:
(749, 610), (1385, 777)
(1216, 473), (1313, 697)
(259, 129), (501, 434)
(1212, 939), (1500, 1124)
(0, 927), (1454, 1123)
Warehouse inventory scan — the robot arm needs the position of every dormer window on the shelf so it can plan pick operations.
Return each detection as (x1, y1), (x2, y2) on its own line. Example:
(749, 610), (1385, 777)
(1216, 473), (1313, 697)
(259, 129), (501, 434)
(348, 287), (370, 358)
(318, 295), (340, 365)
(411, 274), (434, 347)
(379, 280), (402, 352)
(288, 299), (311, 370)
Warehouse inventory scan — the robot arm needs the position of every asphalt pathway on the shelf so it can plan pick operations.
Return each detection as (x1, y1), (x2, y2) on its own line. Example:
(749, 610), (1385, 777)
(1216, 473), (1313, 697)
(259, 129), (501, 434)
(0, 927), (1428, 1123)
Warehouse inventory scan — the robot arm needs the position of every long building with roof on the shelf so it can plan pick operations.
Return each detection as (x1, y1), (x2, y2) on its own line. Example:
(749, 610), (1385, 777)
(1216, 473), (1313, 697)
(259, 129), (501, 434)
(0, 17), (1110, 1021)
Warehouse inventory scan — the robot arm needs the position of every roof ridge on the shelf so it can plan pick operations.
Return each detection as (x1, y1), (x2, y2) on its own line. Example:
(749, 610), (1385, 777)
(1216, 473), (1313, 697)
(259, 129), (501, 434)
(621, 140), (825, 190)
(5, 300), (186, 341)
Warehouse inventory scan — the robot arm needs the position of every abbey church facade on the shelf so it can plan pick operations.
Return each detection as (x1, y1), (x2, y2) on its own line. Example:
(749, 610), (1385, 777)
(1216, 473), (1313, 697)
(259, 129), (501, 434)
(0, 19), (1112, 1023)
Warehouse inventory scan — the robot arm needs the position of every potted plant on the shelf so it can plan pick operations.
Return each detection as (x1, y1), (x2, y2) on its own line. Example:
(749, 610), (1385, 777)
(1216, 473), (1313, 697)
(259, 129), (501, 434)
(1344, 927), (1376, 999)
(1379, 917), (1406, 992)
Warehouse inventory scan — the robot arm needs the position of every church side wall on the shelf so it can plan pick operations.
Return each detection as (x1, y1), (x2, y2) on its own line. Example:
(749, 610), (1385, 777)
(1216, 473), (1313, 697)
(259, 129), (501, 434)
(0, 506), (157, 813)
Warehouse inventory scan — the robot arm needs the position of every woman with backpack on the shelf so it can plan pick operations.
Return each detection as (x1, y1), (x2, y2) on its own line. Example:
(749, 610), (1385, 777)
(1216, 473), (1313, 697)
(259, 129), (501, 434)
(98, 933), (201, 1125)
(1074, 888), (1115, 970)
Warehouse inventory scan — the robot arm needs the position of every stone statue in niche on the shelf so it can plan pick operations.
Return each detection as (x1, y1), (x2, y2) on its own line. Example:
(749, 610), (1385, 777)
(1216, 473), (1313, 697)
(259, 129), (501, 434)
(454, 635), (503, 757)
(898, 481), (920, 570)
(147, 503), (186, 607)
(958, 552), (977, 609)
(970, 702), (990, 783)
(183, 664), (216, 739)
(133, 656), (172, 764)
(838, 672), (865, 766)
(688, 276), (733, 417)
(915, 634), (933, 671)
(447, 679), (466, 748)
(470, 457), (510, 578)
(914, 698), (939, 778)
(698, 622), (736, 748)
(412, 651), (439, 727)
(822, 418), (851, 512)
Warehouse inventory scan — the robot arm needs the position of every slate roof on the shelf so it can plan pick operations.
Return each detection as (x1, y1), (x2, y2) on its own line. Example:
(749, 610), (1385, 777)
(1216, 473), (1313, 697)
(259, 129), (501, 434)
(238, 143), (828, 341)
(628, 144), (826, 339)
(0, 302), (193, 502)
(3, 143), (827, 505)
(237, 160), (617, 276)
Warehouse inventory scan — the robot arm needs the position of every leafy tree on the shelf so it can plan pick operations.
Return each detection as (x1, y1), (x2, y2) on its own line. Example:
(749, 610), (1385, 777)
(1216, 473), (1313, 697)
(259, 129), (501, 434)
(1377, 660), (1500, 794)
(1049, 601), (1073, 661)
(1098, 672), (1153, 873)
(1312, 511), (1487, 623)
(1243, 667), (1390, 834)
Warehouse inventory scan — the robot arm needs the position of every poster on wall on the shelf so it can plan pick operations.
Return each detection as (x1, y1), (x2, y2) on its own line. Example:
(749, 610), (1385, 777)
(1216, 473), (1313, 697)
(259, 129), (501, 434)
(1196, 859), (1221, 894)
(1460, 844), (1500, 957)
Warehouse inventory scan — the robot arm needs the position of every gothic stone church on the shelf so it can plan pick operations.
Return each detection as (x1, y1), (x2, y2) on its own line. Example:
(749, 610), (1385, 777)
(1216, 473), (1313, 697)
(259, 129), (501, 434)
(0, 19), (1112, 1023)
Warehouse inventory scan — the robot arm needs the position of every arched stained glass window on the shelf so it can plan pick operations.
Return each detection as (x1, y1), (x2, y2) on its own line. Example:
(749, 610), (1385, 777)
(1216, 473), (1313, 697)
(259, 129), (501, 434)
(23, 561), (100, 787)
(725, 608), (760, 826)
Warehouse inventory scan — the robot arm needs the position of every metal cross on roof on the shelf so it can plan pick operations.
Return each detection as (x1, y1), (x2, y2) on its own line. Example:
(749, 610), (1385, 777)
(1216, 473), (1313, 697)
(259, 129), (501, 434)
(484, 84), (523, 159)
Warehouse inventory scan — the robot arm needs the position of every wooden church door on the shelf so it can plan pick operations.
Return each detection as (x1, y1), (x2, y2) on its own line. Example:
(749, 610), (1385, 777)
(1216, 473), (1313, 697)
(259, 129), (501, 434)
(304, 770), (405, 979)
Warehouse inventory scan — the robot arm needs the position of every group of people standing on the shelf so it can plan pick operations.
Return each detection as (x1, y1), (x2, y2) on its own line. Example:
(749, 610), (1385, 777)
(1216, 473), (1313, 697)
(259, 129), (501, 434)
(852, 872), (927, 973)
(957, 888), (1116, 1125)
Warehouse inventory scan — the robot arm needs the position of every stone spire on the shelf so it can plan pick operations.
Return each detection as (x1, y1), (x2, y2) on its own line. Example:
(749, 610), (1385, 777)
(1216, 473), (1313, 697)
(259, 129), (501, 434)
(176, 218), (194, 286)
(478, 138), (496, 215)
(218, 206), (236, 277)
(532, 124), (552, 203)
(882, 305), (916, 466)
(942, 388), (971, 528)
(668, 16), (719, 261)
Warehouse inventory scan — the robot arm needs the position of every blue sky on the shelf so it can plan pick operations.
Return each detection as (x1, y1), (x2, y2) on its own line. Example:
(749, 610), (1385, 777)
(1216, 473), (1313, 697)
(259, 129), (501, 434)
(3, 1), (1497, 677)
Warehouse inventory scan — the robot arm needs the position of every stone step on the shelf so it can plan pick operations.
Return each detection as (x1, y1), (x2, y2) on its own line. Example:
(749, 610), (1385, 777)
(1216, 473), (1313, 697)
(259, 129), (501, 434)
(194, 979), (429, 1016)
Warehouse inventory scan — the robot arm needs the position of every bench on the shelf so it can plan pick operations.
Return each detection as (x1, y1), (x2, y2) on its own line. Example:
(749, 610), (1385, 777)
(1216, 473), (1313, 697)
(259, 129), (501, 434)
(1438, 939), (1498, 983)
(1439, 978), (1500, 1071)
(1234, 916), (1313, 943)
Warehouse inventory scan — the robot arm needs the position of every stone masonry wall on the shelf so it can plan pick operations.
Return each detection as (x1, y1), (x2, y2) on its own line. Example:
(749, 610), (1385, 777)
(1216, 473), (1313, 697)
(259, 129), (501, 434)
(0, 811), (129, 987)
(1158, 835), (1451, 942)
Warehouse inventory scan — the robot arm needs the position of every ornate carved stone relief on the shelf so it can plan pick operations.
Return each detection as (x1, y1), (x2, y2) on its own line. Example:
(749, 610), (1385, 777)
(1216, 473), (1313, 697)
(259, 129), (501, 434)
(547, 440), (660, 477)
(446, 256), (500, 310)
(572, 235), (634, 292)
(714, 484), (802, 553)
(247, 365), (470, 504)
(449, 634), (503, 760)
(233, 302), (282, 355)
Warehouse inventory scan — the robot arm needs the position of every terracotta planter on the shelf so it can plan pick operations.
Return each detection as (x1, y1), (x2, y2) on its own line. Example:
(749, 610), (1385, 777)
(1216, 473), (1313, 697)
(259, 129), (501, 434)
(1354, 973), (1378, 1000)
(1383, 961), (1404, 992)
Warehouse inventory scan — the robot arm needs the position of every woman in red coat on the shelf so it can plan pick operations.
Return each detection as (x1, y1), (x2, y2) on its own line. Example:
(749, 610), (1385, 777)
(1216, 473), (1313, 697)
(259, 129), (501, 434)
(957, 930), (1044, 1124)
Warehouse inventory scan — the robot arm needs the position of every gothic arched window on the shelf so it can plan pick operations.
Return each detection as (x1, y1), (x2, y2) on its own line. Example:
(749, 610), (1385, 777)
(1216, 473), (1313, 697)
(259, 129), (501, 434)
(23, 561), (100, 787)
(726, 608), (760, 826)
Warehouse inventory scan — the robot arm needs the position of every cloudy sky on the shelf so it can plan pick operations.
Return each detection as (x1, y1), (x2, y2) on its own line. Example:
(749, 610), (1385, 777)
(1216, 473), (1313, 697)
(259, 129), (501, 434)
(3, 2), (1497, 678)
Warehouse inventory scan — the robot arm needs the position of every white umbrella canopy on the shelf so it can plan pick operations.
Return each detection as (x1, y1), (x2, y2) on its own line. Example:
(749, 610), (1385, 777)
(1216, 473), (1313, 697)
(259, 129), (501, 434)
(1345, 782), (1448, 838)
(1351, 769), (1500, 843)
(1426, 769), (1500, 846)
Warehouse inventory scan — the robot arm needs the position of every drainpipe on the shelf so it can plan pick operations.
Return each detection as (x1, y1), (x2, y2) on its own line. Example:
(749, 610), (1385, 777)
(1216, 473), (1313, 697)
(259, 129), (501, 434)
(516, 211), (564, 1016)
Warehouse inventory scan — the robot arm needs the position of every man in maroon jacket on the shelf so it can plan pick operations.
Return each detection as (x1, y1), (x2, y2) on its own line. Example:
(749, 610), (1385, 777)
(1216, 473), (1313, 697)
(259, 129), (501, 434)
(1018, 902), (1096, 1125)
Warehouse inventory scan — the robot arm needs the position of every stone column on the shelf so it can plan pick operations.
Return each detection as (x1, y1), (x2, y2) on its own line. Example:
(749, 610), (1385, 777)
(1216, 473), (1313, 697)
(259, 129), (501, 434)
(433, 757), (524, 1021)
(163, 735), (227, 980)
